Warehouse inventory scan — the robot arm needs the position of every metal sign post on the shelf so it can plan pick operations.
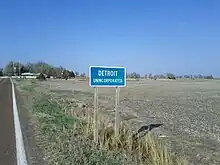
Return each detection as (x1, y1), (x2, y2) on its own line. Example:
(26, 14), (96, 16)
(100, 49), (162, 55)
(115, 87), (120, 137)
(93, 87), (99, 143)
(89, 66), (126, 141)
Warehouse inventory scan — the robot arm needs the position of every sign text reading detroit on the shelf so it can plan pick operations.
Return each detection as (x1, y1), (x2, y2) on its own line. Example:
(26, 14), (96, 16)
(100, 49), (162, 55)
(93, 70), (122, 83)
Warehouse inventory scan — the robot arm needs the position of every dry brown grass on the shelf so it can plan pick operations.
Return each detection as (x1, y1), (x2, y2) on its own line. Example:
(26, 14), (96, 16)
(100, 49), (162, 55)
(63, 97), (188, 165)
(16, 79), (190, 165)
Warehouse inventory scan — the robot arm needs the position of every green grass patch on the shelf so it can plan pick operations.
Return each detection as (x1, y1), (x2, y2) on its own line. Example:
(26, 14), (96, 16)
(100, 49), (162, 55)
(32, 93), (136, 165)
(21, 85), (36, 93)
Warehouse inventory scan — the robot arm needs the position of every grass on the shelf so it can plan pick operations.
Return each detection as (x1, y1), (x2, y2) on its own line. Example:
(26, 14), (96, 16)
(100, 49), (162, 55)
(17, 79), (189, 165)
(32, 94), (136, 165)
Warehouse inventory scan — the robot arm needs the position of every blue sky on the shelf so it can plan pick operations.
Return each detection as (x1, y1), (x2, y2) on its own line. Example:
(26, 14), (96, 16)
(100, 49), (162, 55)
(0, 0), (219, 76)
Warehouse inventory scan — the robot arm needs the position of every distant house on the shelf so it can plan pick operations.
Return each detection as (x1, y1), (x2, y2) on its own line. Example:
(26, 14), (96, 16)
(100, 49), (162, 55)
(36, 73), (48, 77)
(21, 72), (37, 79)
(21, 72), (48, 79)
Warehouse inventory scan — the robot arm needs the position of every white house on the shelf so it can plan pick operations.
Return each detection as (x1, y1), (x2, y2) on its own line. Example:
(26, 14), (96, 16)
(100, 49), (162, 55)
(21, 72), (37, 79)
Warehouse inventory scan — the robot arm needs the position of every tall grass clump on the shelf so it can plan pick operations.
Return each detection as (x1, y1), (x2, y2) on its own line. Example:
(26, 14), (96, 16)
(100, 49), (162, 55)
(32, 94), (137, 165)
(68, 103), (188, 165)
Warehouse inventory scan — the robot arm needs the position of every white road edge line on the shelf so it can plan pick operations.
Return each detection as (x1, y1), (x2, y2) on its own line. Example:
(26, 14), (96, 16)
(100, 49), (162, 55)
(10, 78), (28, 165)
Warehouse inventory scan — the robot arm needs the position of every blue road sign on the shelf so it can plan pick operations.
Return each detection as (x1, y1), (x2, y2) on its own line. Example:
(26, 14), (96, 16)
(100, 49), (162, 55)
(89, 66), (126, 87)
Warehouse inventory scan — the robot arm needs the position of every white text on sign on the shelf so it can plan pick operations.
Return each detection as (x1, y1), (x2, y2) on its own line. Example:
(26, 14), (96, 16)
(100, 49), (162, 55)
(98, 70), (118, 77)
(93, 78), (122, 83)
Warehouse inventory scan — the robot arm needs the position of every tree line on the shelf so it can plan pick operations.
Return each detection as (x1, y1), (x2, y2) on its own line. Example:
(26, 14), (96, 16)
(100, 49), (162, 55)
(0, 61), (214, 80)
(127, 72), (214, 80)
(0, 61), (80, 79)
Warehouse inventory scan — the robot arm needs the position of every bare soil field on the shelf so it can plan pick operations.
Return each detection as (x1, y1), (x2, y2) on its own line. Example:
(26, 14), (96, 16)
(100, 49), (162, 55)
(39, 79), (220, 165)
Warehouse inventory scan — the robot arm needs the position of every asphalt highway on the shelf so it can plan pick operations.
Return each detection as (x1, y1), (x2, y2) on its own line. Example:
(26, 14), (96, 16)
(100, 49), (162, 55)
(0, 78), (17, 165)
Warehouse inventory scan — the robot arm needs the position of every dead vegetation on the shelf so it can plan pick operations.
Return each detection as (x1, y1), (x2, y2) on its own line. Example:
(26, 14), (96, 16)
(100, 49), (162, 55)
(16, 79), (190, 165)
(16, 79), (220, 165)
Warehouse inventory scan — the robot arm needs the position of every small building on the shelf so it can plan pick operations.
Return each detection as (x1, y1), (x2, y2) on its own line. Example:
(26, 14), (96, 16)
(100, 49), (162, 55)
(21, 72), (37, 79)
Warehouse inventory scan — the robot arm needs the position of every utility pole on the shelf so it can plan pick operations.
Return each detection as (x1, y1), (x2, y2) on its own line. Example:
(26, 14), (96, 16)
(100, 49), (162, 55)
(12, 61), (14, 76)
(13, 61), (16, 76)
(18, 62), (21, 76)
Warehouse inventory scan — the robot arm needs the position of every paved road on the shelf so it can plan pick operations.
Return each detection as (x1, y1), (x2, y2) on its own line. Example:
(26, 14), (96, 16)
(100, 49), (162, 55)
(0, 78), (17, 165)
